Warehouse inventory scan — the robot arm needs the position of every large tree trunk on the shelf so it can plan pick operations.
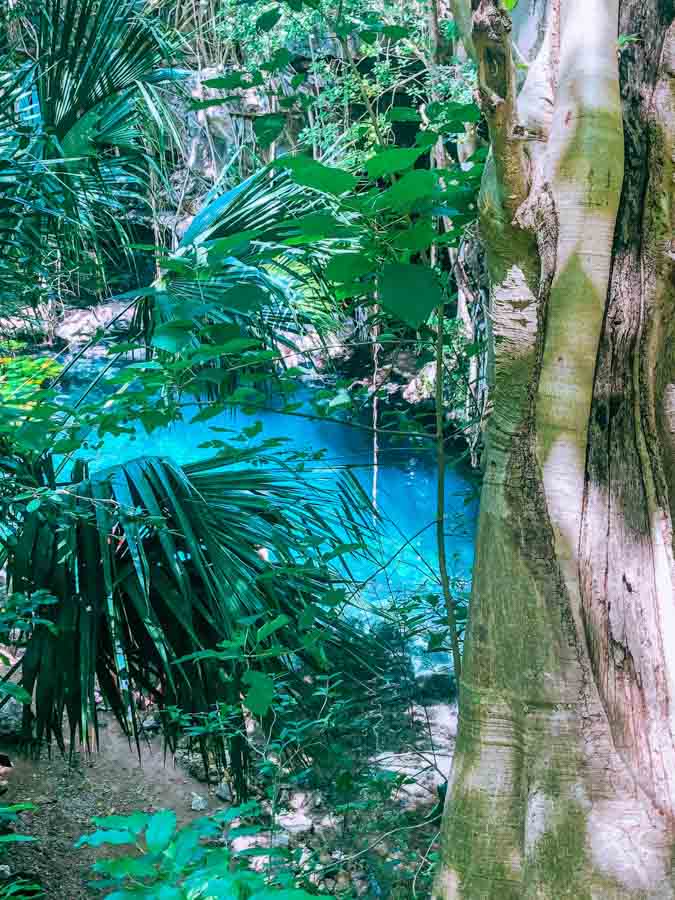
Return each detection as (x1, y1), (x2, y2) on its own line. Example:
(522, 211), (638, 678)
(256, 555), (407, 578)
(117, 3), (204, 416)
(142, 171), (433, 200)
(435, 0), (675, 896)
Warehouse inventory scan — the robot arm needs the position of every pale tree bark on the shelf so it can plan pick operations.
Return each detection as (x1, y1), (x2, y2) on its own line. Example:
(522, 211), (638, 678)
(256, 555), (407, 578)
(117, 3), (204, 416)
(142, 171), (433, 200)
(435, 0), (675, 896)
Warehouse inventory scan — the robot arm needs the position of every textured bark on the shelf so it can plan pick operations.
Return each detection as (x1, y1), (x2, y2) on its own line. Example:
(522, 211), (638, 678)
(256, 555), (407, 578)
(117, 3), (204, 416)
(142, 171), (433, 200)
(455, 226), (490, 467)
(435, 0), (675, 896)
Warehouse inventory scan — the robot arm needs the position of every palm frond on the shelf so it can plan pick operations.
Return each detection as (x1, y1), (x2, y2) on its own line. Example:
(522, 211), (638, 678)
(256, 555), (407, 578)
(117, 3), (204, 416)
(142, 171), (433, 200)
(10, 454), (372, 763)
(0, 0), (182, 310)
(130, 164), (360, 366)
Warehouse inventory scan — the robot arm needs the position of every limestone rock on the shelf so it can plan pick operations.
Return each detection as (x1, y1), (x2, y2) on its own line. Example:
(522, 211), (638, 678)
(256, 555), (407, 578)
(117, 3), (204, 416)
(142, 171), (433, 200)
(190, 792), (208, 811)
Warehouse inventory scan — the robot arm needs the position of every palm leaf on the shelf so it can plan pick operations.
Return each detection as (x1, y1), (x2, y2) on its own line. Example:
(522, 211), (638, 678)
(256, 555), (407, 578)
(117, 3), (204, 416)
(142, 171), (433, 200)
(124, 164), (360, 393)
(9, 453), (373, 782)
(0, 0), (182, 311)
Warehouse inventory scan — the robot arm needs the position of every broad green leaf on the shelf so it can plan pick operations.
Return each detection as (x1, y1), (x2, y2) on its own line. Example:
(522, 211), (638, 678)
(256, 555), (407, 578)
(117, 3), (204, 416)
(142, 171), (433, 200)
(378, 263), (442, 328)
(317, 588), (346, 607)
(151, 322), (195, 354)
(0, 682), (31, 703)
(325, 253), (373, 284)
(92, 812), (149, 835)
(190, 97), (238, 110)
(275, 156), (357, 195)
(243, 671), (275, 717)
(386, 107), (421, 123)
(253, 113), (286, 148)
(156, 886), (183, 899)
(0, 834), (36, 843)
(93, 855), (158, 879)
(383, 169), (438, 211)
(392, 221), (437, 251)
(257, 614), (291, 644)
(365, 147), (426, 179)
(382, 24), (408, 41)
(502, 0), (519, 9)
(428, 100), (481, 132)
(250, 889), (316, 899)
(145, 809), (177, 853)
(105, 891), (151, 900)
(427, 631), (448, 652)
(75, 829), (136, 848)
(261, 48), (293, 71)
(203, 72), (263, 90)
(256, 7), (282, 32)
(290, 212), (355, 241)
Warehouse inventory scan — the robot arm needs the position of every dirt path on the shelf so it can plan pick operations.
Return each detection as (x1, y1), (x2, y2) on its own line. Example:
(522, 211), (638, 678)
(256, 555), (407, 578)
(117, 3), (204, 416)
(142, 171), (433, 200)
(1, 717), (210, 897)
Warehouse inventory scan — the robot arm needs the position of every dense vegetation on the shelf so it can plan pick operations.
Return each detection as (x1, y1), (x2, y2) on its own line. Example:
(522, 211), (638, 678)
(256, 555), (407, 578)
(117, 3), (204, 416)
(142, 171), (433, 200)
(0, 0), (483, 896)
(1, 0), (673, 897)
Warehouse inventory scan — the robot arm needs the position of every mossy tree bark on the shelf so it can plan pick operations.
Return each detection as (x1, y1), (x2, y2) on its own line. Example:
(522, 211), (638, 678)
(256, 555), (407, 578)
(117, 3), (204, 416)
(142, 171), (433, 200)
(435, 0), (675, 896)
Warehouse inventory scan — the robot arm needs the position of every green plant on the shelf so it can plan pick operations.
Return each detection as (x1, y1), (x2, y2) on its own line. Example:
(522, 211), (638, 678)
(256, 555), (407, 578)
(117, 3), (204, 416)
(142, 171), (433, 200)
(0, 0), (182, 312)
(0, 805), (37, 847)
(77, 805), (316, 898)
(9, 451), (371, 763)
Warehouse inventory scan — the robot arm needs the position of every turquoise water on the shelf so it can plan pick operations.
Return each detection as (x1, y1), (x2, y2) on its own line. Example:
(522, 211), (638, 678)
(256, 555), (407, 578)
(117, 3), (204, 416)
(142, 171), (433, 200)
(68, 372), (479, 608)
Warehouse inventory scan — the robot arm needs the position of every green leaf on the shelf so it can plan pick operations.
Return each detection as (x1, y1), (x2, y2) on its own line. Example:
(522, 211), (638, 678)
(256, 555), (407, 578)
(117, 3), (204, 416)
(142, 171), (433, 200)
(243, 671), (275, 717)
(203, 72), (262, 90)
(256, 7), (282, 31)
(250, 889), (316, 899)
(427, 631), (448, 652)
(386, 107), (421, 123)
(75, 829), (136, 848)
(0, 682), (31, 704)
(502, 0), (519, 9)
(156, 886), (183, 899)
(429, 101), (481, 132)
(365, 147), (426, 179)
(151, 322), (195, 354)
(92, 812), (149, 835)
(261, 48), (293, 72)
(253, 113), (286, 147)
(0, 804), (36, 815)
(360, 30), (379, 45)
(275, 155), (357, 195)
(325, 253), (374, 284)
(25, 498), (41, 513)
(284, 213), (334, 241)
(145, 809), (176, 853)
(382, 25), (408, 41)
(93, 855), (158, 879)
(0, 834), (36, 843)
(317, 588), (346, 607)
(392, 221), (437, 251)
(257, 614), (291, 644)
(378, 263), (442, 328)
(383, 169), (438, 211)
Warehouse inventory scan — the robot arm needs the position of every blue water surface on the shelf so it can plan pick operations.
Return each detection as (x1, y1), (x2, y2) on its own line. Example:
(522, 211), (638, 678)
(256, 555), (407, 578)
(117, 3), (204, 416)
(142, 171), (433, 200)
(68, 370), (479, 613)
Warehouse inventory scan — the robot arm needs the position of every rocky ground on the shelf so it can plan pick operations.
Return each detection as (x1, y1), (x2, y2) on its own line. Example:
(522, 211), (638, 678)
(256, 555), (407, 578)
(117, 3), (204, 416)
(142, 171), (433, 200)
(0, 702), (456, 897)
(0, 717), (209, 897)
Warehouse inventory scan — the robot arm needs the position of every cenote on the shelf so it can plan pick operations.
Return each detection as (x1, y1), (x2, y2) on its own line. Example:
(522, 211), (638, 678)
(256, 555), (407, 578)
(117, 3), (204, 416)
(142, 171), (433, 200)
(65, 367), (479, 615)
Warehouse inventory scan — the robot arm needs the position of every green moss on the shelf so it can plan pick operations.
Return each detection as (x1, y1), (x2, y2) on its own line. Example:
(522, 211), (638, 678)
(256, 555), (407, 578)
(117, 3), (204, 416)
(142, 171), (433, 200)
(441, 788), (523, 900)
(524, 801), (591, 899)
(540, 759), (562, 800)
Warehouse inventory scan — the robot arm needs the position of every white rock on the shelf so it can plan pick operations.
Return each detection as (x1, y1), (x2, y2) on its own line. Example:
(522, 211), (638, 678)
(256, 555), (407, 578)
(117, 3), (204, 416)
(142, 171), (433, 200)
(190, 792), (208, 811)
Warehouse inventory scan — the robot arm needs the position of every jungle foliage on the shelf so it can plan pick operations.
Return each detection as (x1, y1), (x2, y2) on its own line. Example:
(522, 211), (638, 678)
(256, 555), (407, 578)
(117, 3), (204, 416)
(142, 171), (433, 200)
(0, 0), (486, 895)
